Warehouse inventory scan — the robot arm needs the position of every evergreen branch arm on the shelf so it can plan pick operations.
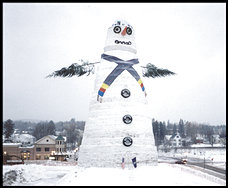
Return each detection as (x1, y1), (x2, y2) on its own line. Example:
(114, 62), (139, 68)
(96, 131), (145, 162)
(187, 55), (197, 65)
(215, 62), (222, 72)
(141, 63), (176, 78)
(46, 61), (100, 78)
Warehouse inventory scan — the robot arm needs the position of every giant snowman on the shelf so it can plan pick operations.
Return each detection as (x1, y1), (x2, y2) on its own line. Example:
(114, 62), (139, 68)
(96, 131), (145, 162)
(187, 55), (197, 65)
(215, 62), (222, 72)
(77, 20), (158, 168)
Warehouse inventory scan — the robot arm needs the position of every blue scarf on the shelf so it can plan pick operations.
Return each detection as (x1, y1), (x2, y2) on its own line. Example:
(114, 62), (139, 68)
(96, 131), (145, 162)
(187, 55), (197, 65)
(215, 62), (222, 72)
(98, 53), (145, 97)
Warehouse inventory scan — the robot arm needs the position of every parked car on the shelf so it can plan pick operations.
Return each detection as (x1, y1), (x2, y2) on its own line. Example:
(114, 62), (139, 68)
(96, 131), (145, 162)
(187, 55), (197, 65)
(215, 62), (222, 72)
(175, 159), (187, 164)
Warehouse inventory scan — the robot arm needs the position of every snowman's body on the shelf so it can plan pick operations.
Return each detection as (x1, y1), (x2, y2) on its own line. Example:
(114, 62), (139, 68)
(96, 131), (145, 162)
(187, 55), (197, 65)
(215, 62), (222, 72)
(78, 20), (158, 168)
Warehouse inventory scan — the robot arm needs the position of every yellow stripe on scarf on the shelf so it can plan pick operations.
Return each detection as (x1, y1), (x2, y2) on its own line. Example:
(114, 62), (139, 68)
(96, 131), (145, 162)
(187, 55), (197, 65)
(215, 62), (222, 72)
(101, 83), (109, 89)
(137, 79), (142, 85)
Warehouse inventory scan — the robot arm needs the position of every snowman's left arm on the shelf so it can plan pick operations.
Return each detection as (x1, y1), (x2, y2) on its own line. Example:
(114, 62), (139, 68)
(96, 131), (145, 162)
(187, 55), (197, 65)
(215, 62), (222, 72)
(46, 61), (100, 78)
(141, 63), (176, 78)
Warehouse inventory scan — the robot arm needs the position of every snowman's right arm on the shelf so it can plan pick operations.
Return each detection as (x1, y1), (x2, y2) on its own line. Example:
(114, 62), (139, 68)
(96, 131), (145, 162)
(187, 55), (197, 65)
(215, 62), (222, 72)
(46, 61), (100, 78)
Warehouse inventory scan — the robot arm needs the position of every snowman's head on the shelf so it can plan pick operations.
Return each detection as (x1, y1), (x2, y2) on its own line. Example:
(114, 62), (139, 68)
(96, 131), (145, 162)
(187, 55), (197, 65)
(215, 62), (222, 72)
(104, 20), (137, 54)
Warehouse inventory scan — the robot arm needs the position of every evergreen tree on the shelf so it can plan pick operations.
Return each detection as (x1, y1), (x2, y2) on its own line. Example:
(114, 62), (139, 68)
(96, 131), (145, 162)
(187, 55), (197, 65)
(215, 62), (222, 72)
(152, 120), (159, 146)
(3, 119), (15, 139)
(173, 123), (177, 134)
(220, 126), (226, 138)
(47, 120), (56, 135)
(70, 118), (76, 126)
(159, 121), (166, 144)
(178, 119), (185, 137)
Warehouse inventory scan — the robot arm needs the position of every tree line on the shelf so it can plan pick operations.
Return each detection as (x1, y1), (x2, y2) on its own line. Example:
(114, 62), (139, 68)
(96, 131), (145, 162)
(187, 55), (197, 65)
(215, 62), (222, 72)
(152, 118), (226, 147)
(3, 118), (226, 148)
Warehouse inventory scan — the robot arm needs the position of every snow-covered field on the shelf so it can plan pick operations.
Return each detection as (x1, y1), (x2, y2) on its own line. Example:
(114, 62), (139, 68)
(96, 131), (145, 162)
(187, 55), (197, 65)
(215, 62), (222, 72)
(3, 160), (226, 186)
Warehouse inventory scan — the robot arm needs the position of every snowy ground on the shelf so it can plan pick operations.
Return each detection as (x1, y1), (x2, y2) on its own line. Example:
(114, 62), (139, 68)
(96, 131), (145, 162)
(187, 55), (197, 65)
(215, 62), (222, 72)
(3, 159), (226, 186)
(3, 145), (226, 186)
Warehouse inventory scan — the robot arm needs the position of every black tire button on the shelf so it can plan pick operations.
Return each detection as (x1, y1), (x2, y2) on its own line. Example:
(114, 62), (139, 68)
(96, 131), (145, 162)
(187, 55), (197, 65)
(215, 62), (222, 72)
(123, 115), (132, 124)
(121, 89), (130, 98)
(123, 137), (133, 147)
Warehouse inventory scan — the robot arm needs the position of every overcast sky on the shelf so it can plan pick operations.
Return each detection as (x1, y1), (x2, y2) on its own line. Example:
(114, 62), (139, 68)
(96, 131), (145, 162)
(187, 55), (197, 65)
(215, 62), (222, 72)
(3, 3), (226, 125)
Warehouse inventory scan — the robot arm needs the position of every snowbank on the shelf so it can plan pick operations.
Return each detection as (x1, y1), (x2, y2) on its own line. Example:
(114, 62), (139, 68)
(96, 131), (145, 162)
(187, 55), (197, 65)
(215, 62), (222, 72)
(3, 161), (225, 186)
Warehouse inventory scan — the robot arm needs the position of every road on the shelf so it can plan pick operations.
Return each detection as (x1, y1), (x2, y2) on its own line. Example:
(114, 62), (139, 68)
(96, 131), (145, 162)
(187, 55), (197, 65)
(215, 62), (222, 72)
(158, 156), (226, 180)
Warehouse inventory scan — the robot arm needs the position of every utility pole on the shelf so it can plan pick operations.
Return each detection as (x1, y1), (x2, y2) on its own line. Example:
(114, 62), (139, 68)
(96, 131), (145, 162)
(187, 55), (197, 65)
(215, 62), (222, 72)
(211, 135), (214, 147)
(204, 157), (205, 169)
(203, 151), (205, 169)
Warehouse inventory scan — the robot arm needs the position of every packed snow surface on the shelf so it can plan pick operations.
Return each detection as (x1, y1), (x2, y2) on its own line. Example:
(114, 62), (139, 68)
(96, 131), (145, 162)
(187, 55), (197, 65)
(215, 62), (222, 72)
(3, 160), (225, 186)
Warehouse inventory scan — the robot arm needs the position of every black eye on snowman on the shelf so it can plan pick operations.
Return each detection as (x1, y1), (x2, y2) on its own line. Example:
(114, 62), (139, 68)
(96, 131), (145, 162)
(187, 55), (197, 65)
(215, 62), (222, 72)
(126, 27), (132, 35)
(113, 26), (121, 33)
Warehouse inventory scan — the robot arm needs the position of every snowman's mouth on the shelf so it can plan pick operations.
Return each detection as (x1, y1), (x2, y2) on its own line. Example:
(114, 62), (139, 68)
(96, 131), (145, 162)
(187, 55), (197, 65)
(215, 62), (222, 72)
(115, 40), (132, 45)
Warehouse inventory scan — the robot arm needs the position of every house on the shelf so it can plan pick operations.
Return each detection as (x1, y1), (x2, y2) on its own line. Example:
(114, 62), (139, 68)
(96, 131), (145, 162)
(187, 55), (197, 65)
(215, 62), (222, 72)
(3, 135), (67, 162)
(55, 135), (66, 153)
(162, 133), (185, 148)
(34, 135), (57, 160)
(11, 133), (36, 146)
(169, 132), (182, 147)
(195, 134), (204, 144)
(54, 135), (67, 161)
(33, 135), (68, 160)
(3, 143), (34, 164)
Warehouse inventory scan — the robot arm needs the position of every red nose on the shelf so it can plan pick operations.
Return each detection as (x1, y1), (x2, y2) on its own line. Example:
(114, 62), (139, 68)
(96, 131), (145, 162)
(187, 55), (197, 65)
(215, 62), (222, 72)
(121, 26), (127, 36)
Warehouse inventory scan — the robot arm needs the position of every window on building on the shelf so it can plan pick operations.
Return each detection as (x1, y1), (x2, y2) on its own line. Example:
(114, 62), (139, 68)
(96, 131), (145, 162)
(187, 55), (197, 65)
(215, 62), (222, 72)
(44, 155), (49, 160)
(36, 154), (41, 160)
(21, 152), (30, 160)
(36, 147), (41, 152)
(45, 148), (50, 152)
(27, 153), (30, 160)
